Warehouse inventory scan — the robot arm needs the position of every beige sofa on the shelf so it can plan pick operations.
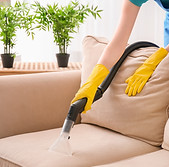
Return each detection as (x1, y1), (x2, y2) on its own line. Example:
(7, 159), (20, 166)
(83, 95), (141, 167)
(0, 36), (169, 167)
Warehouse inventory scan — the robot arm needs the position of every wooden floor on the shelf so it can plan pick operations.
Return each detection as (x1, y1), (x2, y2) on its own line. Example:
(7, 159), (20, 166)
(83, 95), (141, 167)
(0, 62), (82, 75)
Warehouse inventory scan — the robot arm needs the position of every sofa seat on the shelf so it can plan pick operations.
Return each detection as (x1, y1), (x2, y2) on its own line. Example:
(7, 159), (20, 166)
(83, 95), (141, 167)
(95, 149), (169, 167)
(0, 124), (160, 167)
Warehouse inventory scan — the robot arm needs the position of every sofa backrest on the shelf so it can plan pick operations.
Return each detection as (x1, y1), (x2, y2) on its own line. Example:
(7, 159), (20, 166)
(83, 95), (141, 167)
(81, 36), (169, 146)
(0, 71), (81, 139)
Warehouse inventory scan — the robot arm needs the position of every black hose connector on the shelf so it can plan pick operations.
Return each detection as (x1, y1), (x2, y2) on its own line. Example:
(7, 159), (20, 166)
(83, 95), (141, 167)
(67, 98), (87, 122)
(67, 41), (159, 122)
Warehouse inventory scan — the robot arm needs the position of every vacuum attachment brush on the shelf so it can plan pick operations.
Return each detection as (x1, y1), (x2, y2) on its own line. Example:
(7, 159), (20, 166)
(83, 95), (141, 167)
(49, 98), (87, 155)
(49, 118), (73, 156)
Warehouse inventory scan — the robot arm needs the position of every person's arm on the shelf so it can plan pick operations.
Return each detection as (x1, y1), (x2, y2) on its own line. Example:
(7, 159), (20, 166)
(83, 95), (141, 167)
(98, 0), (140, 70)
(71, 0), (140, 113)
(166, 44), (169, 52)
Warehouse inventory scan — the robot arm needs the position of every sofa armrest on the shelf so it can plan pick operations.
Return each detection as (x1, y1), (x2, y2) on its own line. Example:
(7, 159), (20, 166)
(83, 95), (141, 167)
(0, 71), (81, 139)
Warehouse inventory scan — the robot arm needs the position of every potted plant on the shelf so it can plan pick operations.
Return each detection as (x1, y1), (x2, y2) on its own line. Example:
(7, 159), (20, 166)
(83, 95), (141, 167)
(0, 2), (35, 68)
(33, 1), (102, 67)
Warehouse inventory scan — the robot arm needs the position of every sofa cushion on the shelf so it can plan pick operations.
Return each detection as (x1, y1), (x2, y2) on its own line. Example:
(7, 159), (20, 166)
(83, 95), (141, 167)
(81, 36), (169, 146)
(0, 124), (159, 167)
(93, 150), (169, 167)
(162, 119), (169, 150)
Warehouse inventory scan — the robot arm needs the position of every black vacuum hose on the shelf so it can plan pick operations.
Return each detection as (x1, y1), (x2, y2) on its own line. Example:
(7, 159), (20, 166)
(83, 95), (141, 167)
(67, 41), (159, 122)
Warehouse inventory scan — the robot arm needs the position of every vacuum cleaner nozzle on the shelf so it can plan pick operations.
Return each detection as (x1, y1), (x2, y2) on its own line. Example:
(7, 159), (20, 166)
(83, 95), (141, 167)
(49, 131), (72, 156)
(49, 118), (74, 156)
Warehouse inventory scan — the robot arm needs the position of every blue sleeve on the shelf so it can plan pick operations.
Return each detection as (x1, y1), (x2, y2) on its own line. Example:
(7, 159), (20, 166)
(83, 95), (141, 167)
(164, 12), (169, 47)
(129, 0), (149, 7)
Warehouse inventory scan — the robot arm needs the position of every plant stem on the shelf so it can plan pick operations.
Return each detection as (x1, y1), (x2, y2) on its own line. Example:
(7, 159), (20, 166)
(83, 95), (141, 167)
(64, 39), (66, 54)
(5, 15), (7, 54)
(9, 40), (10, 54)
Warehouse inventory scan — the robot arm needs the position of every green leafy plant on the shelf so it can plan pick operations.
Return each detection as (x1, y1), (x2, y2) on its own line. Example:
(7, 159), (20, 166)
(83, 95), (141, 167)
(0, 1), (35, 54)
(33, 1), (102, 54)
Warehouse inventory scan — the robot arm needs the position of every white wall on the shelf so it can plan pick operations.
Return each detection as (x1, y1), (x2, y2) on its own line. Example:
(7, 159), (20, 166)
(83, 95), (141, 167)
(1, 0), (165, 62)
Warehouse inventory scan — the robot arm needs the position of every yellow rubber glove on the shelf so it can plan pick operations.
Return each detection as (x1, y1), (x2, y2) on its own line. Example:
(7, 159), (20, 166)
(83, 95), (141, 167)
(125, 48), (168, 96)
(71, 64), (109, 113)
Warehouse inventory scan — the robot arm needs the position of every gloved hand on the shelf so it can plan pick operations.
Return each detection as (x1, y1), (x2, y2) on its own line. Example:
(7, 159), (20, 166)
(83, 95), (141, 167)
(125, 48), (168, 96)
(71, 64), (109, 113)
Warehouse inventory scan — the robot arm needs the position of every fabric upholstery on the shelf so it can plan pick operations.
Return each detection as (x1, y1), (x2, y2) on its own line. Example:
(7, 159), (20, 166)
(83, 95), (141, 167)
(0, 71), (81, 139)
(81, 36), (169, 146)
(0, 124), (159, 167)
(162, 119), (169, 150)
(0, 158), (20, 167)
(94, 150), (169, 167)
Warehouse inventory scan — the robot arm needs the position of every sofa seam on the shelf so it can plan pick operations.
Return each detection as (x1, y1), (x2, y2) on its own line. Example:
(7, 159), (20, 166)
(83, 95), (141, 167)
(0, 157), (22, 167)
(83, 35), (108, 45)
(165, 104), (169, 118)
